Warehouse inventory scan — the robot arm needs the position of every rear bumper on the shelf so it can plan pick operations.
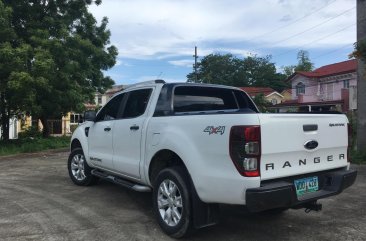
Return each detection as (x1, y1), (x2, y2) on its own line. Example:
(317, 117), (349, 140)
(246, 169), (357, 212)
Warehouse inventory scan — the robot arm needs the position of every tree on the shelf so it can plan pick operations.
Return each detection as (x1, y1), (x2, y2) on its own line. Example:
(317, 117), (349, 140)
(0, 0), (117, 138)
(294, 50), (314, 72)
(281, 65), (296, 78)
(187, 53), (289, 91)
(252, 94), (271, 113)
(280, 50), (314, 79)
(0, 1), (33, 140)
(187, 54), (243, 86)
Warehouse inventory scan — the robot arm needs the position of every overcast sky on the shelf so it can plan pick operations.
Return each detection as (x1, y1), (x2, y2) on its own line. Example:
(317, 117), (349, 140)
(89, 0), (356, 85)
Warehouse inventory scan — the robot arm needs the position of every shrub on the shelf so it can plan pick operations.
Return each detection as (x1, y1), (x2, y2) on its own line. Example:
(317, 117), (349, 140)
(18, 126), (42, 139)
(0, 136), (70, 156)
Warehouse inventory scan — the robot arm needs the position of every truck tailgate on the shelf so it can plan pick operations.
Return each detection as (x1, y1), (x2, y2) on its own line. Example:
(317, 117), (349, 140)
(258, 113), (349, 180)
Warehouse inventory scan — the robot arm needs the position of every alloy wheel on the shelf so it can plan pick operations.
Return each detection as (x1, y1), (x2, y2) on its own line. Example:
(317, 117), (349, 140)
(157, 179), (183, 227)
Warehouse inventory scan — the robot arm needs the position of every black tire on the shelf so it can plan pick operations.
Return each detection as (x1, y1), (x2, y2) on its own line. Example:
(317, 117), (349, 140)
(152, 167), (193, 238)
(68, 148), (98, 186)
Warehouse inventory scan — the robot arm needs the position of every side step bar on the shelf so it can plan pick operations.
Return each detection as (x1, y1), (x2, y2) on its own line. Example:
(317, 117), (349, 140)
(91, 169), (151, 192)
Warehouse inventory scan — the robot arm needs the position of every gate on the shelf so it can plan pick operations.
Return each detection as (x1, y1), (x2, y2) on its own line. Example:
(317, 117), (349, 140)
(47, 119), (62, 135)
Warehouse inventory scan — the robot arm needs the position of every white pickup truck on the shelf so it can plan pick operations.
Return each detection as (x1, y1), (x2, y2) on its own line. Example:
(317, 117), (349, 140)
(68, 80), (357, 238)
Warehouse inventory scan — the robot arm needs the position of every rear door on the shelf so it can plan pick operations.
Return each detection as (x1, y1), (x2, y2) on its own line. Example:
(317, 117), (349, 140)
(112, 88), (153, 179)
(258, 113), (349, 180)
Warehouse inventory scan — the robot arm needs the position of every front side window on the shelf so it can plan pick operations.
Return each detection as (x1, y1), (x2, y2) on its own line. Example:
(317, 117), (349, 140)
(296, 82), (305, 96)
(95, 94), (124, 121)
(122, 89), (153, 118)
(343, 79), (350, 89)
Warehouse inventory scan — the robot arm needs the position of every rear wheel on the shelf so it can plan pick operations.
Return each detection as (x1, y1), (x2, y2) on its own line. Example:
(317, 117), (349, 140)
(68, 148), (98, 186)
(152, 167), (193, 238)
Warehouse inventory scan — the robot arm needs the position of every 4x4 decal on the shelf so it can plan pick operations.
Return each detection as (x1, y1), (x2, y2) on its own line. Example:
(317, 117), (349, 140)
(203, 126), (225, 135)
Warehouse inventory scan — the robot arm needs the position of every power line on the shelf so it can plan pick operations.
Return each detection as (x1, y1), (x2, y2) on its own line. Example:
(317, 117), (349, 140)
(312, 43), (354, 60)
(269, 6), (355, 48)
(245, 0), (338, 43)
(273, 23), (356, 58)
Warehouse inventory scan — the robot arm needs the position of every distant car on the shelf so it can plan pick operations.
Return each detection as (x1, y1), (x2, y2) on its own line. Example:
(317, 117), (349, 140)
(68, 80), (357, 238)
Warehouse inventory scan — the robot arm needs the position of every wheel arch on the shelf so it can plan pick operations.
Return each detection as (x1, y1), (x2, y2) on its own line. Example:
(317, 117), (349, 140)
(148, 149), (189, 186)
(71, 138), (82, 151)
(149, 149), (221, 230)
(69, 124), (91, 162)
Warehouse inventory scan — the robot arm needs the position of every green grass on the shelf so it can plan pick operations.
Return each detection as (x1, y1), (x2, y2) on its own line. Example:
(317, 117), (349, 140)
(0, 136), (70, 156)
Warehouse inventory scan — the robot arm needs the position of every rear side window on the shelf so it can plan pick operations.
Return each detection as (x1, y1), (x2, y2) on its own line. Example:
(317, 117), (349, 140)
(173, 86), (257, 113)
(122, 88), (152, 118)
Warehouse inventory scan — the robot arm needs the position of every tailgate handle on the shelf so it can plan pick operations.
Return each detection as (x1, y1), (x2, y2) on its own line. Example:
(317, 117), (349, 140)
(303, 124), (318, 132)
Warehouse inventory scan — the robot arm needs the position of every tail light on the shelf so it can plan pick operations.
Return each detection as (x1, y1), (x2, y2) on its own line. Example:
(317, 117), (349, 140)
(347, 123), (352, 163)
(229, 126), (261, 177)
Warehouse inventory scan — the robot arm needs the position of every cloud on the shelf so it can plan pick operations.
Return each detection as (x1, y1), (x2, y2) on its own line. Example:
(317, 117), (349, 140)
(115, 59), (133, 67)
(280, 14), (293, 22)
(89, 0), (355, 60)
(168, 59), (193, 67)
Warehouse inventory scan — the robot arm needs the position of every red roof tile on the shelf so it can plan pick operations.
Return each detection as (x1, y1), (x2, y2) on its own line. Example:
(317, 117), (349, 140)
(240, 87), (276, 97)
(296, 59), (357, 78)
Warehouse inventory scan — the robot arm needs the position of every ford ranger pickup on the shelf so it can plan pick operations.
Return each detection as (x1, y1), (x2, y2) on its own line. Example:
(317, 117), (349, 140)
(68, 80), (357, 238)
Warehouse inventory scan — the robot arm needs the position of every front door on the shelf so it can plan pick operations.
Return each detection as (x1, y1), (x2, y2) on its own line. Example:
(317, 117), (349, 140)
(112, 88), (153, 179)
(88, 93), (124, 170)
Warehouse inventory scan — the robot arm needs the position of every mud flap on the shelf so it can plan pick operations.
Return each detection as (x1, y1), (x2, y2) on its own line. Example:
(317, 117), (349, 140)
(190, 184), (220, 229)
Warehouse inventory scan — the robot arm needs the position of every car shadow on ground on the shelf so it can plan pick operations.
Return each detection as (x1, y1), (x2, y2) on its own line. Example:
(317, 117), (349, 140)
(95, 179), (321, 241)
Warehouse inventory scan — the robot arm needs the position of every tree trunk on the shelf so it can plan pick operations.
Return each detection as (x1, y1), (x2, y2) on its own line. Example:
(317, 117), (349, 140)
(40, 117), (50, 138)
(0, 92), (9, 141)
(357, 0), (366, 151)
(1, 115), (9, 141)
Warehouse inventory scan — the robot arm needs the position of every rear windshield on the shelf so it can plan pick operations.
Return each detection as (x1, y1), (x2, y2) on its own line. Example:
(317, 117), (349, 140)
(173, 86), (257, 113)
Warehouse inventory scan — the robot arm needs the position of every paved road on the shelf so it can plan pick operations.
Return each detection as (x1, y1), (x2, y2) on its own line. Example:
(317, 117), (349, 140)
(0, 151), (365, 241)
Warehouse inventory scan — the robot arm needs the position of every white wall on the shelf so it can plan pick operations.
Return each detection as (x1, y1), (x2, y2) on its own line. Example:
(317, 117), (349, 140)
(0, 117), (18, 140)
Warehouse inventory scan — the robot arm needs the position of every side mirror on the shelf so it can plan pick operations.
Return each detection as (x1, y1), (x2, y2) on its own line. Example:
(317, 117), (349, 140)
(84, 110), (96, 122)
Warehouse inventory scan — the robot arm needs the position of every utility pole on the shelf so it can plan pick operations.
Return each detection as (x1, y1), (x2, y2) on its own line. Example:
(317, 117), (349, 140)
(193, 46), (198, 82)
(357, 0), (366, 151)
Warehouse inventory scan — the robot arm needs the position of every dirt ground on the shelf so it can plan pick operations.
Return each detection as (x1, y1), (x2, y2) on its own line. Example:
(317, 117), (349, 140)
(0, 151), (365, 241)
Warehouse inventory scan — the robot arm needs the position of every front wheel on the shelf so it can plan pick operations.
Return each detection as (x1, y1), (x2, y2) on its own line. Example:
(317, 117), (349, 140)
(152, 167), (193, 238)
(68, 148), (98, 186)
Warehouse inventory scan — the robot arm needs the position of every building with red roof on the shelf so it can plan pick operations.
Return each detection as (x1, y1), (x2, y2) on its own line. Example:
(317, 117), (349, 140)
(240, 87), (284, 105)
(281, 89), (292, 102)
(273, 59), (357, 113)
(92, 84), (125, 108)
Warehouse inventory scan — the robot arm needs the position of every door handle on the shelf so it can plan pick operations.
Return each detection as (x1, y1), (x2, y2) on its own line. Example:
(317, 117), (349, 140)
(130, 125), (139, 131)
(104, 127), (111, 132)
